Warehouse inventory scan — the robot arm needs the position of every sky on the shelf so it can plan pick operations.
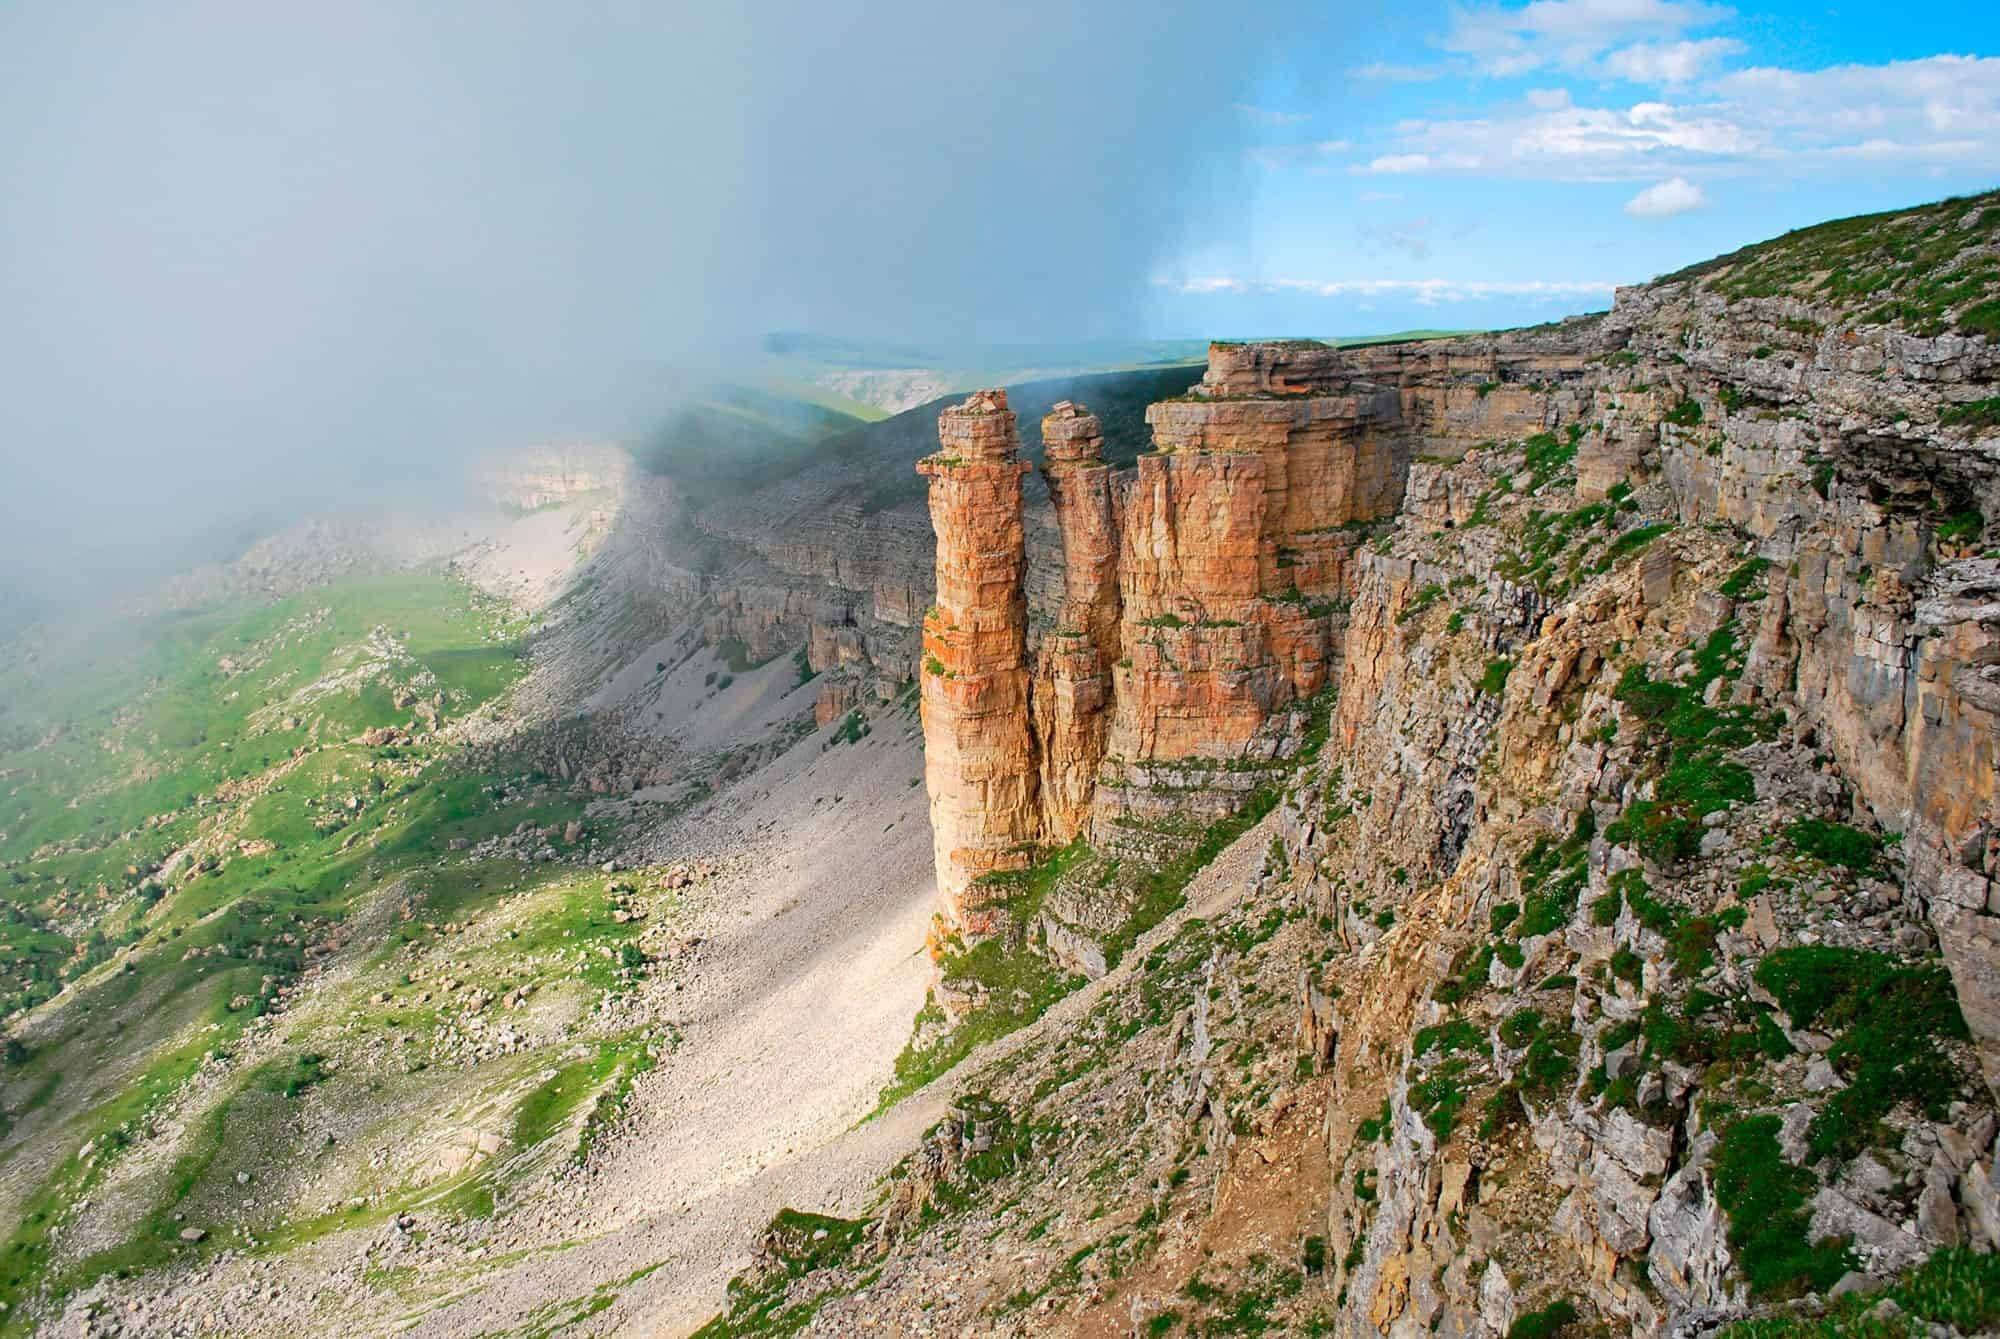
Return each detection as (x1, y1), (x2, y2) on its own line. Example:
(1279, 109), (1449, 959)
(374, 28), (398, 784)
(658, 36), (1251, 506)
(1151, 0), (2000, 334)
(0, 1), (1995, 599)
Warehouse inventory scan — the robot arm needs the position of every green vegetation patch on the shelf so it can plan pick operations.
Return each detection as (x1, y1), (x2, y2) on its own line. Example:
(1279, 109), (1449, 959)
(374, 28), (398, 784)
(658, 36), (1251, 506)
(1716, 1247), (2000, 1337)
(692, 1209), (873, 1338)
(1656, 189), (2000, 337)
(1604, 625), (1774, 866)
(1508, 1299), (1580, 1339)
(1784, 819), (1882, 874)
(1711, 1113), (1853, 1296)
(1941, 397), (2000, 430)
(1754, 946), (1966, 1160)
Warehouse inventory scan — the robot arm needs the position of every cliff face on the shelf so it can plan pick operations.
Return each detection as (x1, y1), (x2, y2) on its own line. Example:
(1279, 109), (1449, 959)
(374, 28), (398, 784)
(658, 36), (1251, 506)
(1034, 403), (1120, 844)
(742, 191), (2000, 1339)
(917, 354), (1411, 918)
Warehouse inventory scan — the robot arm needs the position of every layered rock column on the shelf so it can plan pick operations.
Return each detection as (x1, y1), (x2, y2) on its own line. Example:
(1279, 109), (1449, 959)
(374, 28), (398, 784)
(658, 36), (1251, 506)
(1108, 446), (1278, 761)
(917, 391), (1039, 937)
(1101, 350), (1408, 770)
(1034, 403), (1120, 841)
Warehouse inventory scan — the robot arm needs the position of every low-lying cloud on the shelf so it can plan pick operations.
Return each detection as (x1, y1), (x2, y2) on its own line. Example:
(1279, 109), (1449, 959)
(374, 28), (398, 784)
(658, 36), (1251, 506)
(0, 0), (1312, 601)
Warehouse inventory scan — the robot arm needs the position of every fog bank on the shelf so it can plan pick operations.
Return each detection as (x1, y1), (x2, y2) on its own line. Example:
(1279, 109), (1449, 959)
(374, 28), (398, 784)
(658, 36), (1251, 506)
(0, 1), (1322, 600)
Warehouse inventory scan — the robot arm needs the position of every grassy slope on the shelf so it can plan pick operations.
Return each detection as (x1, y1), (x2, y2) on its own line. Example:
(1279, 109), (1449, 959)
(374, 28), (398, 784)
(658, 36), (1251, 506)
(0, 571), (660, 1329)
(1655, 187), (2000, 336)
(628, 384), (872, 502)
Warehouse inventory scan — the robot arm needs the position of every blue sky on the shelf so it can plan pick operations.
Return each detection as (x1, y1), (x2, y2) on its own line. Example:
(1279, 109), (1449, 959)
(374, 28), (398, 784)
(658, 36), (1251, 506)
(1146, 0), (2000, 336)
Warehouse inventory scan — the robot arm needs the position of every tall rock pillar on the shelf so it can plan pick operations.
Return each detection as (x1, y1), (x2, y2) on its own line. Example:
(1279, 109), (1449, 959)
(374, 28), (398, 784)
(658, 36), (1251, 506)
(918, 390), (1038, 938)
(1035, 402), (1120, 841)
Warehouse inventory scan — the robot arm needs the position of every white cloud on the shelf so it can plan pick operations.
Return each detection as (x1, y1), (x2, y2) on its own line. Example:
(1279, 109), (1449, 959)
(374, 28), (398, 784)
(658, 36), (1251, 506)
(1602, 37), (1743, 85)
(1234, 103), (1310, 126)
(1526, 87), (1573, 109)
(1624, 175), (1707, 216)
(1350, 61), (1446, 82)
(1151, 275), (1618, 305)
(1354, 100), (1754, 178)
(1356, 152), (1479, 174)
(1712, 54), (2000, 139)
(1348, 52), (2000, 182)
(1248, 139), (1353, 169)
(1442, 0), (1733, 77)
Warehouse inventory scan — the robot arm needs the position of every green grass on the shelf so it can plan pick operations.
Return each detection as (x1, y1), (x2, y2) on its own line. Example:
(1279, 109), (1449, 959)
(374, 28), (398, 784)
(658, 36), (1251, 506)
(1721, 557), (1773, 600)
(1508, 1299), (1579, 1339)
(1716, 1248), (2000, 1337)
(1785, 819), (1882, 873)
(691, 1209), (872, 1338)
(1942, 397), (2000, 430)
(1936, 508), (1984, 544)
(1521, 427), (1579, 488)
(873, 767), (1291, 1117)
(1603, 624), (1777, 866)
(1754, 946), (1966, 1160)
(1711, 1113), (1853, 1296)
(1396, 583), (1446, 625)
(1654, 188), (2000, 337)
(0, 569), (598, 1330)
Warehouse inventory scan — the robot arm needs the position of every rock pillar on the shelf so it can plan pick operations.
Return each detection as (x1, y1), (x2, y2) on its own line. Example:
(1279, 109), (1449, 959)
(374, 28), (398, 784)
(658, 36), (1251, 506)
(1035, 403), (1120, 841)
(917, 390), (1039, 938)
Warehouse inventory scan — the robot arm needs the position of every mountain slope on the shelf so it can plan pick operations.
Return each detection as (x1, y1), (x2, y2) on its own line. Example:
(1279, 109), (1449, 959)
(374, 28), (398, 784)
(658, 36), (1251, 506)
(691, 188), (2000, 1339)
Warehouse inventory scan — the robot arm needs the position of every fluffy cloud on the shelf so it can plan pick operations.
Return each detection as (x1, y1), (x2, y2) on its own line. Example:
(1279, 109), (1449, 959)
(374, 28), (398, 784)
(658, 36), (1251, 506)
(1362, 101), (1754, 178)
(1442, 0), (1732, 77)
(1712, 54), (2000, 139)
(1344, 53), (2000, 180)
(1602, 37), (1742, 85)
(1623, 175), (1707, 216)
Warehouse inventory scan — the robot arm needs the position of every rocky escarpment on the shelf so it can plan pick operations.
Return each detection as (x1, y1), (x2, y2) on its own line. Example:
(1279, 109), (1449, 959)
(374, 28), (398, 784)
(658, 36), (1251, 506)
(915, 353), (1412, 934)
(716, 189), (2000, 1339)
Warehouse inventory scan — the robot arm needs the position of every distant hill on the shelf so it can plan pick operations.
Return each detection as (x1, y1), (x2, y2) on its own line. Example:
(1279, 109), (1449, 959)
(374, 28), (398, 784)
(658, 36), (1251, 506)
(755, 330), (1475, 414)
(812, 363), (1208, 514)
(628, 363), (1210, 512)
(628, 383), (872, 502)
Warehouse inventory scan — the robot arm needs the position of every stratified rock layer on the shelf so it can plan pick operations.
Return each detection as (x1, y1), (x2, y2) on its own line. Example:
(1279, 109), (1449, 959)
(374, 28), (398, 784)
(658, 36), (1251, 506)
(1034, 403), (1120, 843)
(918, 391), (1038, 936)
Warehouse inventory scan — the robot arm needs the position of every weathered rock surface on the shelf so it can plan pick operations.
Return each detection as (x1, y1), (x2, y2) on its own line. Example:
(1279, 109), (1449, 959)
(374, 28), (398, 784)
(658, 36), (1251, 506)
(918, 391), (1040, 936)
(775, 192), (2000, 1339)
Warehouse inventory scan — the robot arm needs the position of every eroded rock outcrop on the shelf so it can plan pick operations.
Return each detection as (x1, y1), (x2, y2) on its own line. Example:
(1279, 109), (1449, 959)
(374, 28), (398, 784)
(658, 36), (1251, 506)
(920, 350), (1414, 920)
(918, 391), (1040, 936)
(1034, 403), (1120, 843)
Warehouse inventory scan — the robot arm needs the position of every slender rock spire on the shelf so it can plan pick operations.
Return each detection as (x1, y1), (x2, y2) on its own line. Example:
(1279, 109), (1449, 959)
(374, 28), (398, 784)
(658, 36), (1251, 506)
(1034, 402), (1119, 842)
(916, 390), (1038, 939)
